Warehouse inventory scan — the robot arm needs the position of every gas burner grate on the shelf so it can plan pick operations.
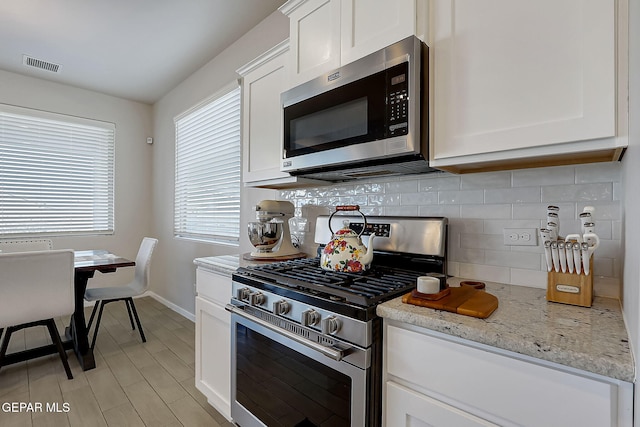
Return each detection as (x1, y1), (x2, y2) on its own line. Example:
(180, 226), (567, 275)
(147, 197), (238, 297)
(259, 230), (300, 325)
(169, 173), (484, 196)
(238, 257), (425, 306)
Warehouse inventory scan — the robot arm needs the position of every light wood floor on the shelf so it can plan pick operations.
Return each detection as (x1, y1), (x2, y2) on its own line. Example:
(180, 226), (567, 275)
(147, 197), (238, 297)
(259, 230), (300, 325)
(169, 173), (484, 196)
(0, 296), (234, 427)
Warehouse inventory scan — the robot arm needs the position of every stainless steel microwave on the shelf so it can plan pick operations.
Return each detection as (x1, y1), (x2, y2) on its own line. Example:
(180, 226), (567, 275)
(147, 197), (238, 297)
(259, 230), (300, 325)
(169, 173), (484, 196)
(281, 36), (434, 181)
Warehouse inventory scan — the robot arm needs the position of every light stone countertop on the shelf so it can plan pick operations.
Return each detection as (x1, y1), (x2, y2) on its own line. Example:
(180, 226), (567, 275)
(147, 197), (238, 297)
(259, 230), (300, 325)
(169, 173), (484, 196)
(377, 277), (635, 382)
(193, 254), (287, 277)
(193, 255), (241, 277)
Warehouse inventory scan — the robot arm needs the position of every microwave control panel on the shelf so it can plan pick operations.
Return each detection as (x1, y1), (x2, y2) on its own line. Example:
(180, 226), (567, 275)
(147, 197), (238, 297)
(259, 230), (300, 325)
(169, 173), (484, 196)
(387, 62), (409, 137)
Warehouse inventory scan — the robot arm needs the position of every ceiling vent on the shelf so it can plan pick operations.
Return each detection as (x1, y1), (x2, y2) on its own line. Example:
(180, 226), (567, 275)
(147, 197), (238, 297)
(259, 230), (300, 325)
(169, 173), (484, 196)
(22, 55), (61, 73)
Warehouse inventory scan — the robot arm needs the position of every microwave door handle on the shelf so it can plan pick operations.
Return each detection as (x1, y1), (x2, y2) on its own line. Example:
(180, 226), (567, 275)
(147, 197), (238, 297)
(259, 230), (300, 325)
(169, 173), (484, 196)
(225, 304), (344, 361)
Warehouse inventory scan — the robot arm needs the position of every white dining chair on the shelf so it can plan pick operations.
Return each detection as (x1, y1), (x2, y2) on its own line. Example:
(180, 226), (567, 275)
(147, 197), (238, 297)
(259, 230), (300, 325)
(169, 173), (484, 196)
(0, 249), (75, 379)
(85, 237), (158, 349)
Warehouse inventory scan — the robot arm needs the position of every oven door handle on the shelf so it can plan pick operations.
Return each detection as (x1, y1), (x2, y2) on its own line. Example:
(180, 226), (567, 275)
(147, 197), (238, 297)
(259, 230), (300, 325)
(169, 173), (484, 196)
(226, 304), (344, 361)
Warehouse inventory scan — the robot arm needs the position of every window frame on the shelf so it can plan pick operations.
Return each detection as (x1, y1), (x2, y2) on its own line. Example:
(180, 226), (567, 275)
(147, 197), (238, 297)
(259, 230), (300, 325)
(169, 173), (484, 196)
(0, 103), (115, 237)
(173, 82), (242, 245)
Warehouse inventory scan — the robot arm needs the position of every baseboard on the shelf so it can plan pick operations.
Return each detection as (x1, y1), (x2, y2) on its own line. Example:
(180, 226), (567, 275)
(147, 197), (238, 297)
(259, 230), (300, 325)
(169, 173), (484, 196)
(82, 291), (196, 323)
(145, 291), (196, 323)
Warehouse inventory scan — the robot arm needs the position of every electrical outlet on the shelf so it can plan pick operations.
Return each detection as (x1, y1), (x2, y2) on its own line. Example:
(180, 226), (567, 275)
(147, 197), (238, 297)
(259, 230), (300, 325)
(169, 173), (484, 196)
(503, 228), (538, 246)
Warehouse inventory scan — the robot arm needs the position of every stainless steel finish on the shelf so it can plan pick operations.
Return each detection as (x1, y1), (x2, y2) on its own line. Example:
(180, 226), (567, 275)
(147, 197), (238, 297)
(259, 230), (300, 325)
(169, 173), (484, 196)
(237, 287), (251, 302)
(321, 316), (341, 335)
(272, 299), (290, 316)
(248, 291), (265, 306)
(247, 221), (283, 253)
(301, 309), (320, 327)
(230, 310), (369, 427)
(231, 282), (373, 348)
(280, 36), (430, 178)
(226, 303), (345, 362)
(315, 215), (447, 258)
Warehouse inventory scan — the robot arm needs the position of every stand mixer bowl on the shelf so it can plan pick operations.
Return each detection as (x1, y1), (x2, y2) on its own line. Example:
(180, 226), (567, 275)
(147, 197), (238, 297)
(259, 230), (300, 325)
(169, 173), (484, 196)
(248, 221), (283, 253)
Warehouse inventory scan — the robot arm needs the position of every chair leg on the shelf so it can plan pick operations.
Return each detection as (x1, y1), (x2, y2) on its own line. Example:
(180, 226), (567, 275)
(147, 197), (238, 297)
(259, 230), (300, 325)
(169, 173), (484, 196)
(127, 298), (146, 343)
(45, 319), (73, 380)
(89, 298), (147, 348)
(87, 301), (100, 330)
(124, 298), (136, 330)
(0, 326), (16, 374)
(90, 301), (106, 350)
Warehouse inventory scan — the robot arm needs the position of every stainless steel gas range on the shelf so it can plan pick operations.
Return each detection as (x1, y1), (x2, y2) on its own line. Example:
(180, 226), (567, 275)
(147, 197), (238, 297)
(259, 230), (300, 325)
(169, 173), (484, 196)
(227, 215), (447, 427)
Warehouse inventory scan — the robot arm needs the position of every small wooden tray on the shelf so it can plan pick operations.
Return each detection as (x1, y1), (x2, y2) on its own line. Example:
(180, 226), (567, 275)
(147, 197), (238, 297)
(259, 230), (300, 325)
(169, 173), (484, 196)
(403, 286), (499, 319)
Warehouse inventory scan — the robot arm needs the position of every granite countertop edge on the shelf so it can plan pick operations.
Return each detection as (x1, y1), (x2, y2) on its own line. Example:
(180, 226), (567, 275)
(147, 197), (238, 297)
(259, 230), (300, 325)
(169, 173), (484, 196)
(377, 278), (635, 383)
(193, 255), (240, 277)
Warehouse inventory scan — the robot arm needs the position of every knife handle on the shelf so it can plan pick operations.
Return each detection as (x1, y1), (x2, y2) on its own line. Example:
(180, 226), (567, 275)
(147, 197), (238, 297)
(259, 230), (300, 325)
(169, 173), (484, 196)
(551, 241), (560, 272)
(581, 242), (590, 275)
(565, 244), (574, 274)
(558, 242), (567, 273)
(543, 241), (553, 272)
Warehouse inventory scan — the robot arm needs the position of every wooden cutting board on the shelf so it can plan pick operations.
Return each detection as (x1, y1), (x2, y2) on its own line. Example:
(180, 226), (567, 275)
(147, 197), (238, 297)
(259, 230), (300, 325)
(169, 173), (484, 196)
(402, 286), (498, 319)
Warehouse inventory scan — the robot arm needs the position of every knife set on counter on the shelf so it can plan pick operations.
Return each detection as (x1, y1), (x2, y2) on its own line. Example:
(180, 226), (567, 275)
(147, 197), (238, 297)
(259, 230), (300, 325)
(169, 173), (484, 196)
(543, 205), (598, 307)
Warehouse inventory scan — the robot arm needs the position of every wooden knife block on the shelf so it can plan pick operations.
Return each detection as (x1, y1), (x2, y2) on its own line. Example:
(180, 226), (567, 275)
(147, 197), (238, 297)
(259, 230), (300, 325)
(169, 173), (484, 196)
(546, 257), (593, 307)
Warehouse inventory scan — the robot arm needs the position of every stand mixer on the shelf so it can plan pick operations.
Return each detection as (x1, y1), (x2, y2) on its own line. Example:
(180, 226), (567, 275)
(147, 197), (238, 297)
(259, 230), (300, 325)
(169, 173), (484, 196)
(245, 200), (305, 260)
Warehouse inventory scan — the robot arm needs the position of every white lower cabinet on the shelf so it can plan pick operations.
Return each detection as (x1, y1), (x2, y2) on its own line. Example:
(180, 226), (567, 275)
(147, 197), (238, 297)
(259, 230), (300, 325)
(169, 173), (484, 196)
(386, 381), (497, 427)
(383, 322), (633, 427)
(195, 268), (232, 421)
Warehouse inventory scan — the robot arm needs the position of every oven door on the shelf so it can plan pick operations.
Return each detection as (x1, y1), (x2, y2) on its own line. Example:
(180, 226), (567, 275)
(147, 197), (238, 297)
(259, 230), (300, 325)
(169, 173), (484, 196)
(228, 307), (369, 427)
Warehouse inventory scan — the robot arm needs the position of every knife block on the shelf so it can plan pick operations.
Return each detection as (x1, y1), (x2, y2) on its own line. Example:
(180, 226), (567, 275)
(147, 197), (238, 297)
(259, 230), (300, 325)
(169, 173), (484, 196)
(546, 257), (593, 307)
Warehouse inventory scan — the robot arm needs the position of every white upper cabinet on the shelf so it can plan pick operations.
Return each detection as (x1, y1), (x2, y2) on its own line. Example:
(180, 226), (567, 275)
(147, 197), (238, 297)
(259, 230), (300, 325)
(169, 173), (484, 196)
(280, 0), (342, 88)
(238, 41), (290, 185)
(340, 0), (426, 65)
(281, 0), (426, 87)
(238, 40), (327, 188)
(429, 0), (626, 173)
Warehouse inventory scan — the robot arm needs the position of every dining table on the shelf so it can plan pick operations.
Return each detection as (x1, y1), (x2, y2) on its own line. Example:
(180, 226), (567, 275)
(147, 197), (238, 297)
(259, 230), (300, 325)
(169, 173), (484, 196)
(1, 250), (135, 371)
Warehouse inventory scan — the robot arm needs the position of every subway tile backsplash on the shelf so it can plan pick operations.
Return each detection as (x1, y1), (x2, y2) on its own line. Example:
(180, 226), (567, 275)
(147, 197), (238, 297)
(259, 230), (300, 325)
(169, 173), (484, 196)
(280, 163), (622, 298)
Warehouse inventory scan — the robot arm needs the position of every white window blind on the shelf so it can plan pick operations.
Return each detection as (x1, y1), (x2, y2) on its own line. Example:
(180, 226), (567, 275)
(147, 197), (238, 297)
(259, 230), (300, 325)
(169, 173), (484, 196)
(174, 84), (241, 244)
(0, 104), (115, 236)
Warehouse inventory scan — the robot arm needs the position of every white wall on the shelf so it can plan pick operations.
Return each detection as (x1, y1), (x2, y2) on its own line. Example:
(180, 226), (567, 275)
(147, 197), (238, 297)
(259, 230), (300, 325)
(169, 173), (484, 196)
(149, 11), (287, 315)
(0, 69), (153, 286)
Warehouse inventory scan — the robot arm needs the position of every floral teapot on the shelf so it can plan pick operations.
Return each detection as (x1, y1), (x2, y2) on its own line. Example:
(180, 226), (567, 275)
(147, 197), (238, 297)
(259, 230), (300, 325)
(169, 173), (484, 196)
(320, 205), (375, 273)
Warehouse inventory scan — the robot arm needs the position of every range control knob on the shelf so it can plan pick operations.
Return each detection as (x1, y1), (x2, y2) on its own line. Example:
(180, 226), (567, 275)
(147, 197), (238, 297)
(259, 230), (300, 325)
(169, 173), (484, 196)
(248, 291), (265, 306)
(272, 300), (290, 316)
(237, 287), (251, 302)
(301, 309), (320, 327)
(321, 316), (341, 335)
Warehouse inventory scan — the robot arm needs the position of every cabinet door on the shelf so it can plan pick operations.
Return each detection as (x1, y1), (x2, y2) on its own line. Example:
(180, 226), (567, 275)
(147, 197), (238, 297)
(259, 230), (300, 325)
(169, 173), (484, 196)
(386, 325), (620, 427)
(196, 268), (231, 306)
(195, 296), (231, 421)
(341, 0), (422, 65)
(284, 0), (341, 87)
(386, 381), (497, 427)
(431, 0), (615, 161)
(240, 42), (290, 184)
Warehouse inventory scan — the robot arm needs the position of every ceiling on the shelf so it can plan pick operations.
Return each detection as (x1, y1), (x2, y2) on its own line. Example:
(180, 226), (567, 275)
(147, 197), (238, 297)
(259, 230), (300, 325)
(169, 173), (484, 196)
(0, 0), (286, 104)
